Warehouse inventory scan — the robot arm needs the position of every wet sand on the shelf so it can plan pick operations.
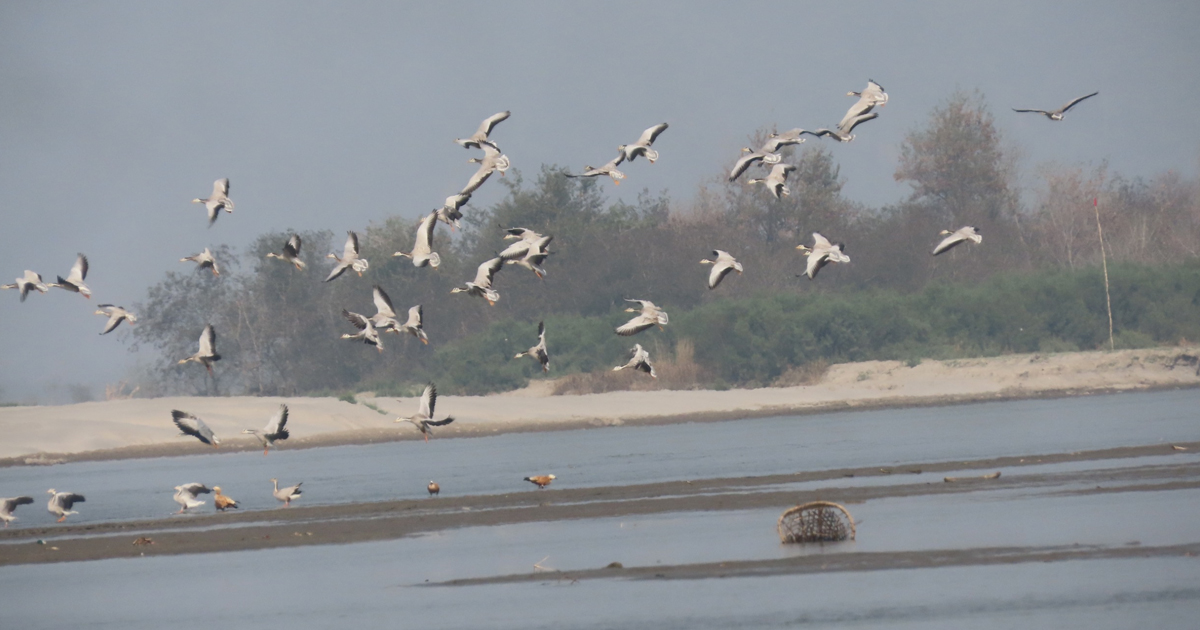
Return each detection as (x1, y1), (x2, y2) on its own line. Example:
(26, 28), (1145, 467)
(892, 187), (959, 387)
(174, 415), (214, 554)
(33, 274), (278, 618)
(3, 345), (1199, 466)
(1, 441), (1194, 568)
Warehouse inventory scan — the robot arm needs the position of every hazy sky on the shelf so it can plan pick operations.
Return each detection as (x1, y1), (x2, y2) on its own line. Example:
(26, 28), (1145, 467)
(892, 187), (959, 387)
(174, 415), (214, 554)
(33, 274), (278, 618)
(2, 1), (1198, 402)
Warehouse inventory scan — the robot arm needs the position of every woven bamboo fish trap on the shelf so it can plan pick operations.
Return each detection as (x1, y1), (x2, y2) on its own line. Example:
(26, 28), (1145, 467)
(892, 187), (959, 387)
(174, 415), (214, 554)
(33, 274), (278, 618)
(777, 501), (856, 543)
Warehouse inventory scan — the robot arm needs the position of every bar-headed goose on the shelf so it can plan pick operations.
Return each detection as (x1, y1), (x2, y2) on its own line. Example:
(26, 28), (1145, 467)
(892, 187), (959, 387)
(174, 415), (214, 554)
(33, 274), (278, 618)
(46, 489), (85, 523)
(499, 228), (551, 260)
(514, 321), (550, 372)
(266, 235), (306, 270)
(193, 178), (234, 226)
(451, 256), (504, 305)
(840, 80), (888, 129)
(395, 383), (455, 442)
(341, 309), (383, 352)
(795, 232), (850, 279)
(436, 192), (470, 230)
(747, 163), (796, 199)
(811, 112), (879, 143)
(505, 239), (552, 278)
(616, 299), (669, 336)
(700, 250), (743, 289)
(243, 404), (290, 455)
(270, 478), (302, 507)
(729, 148), (783, 182)
(178, 325), (220, 372)
(613, 343), (656, 378)
(932, 226), (982, 255)
(325, 231), (369, 281)
(619, 122), (669, 163)
(393, 211), (441, 268)
(1013, 92), (1098, 121)
(369, 285), (402, 332)
(173, 483), (211, 513)
(171, 409), (220, 447)
(566, 153), (626, 185)
(455, 110), (510, 149)
(401, 305), (428, 344)
(461, 140), (510, 195)
(1, 270), (50, 302)
(48, 254), (91, 298)
(181, 248), (220, 276)
(95, 304), (137, 335)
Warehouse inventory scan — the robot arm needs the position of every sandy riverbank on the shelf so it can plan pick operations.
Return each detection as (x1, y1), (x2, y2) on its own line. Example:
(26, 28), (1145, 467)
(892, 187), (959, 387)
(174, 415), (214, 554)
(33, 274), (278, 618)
(2, 346), (1198, 465)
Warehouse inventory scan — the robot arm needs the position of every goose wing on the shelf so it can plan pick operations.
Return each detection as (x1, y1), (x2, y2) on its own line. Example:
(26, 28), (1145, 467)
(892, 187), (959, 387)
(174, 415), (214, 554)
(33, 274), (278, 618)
(635, 122), (668, 146)
(406, 304), (423, 328)
(101, 310), (126, 334)
(811, 232), (833, 248)
(178, 483), (211, 498)
(54, 493), (86, 510)
(838, 111), (878, 135)
(171, 410), (216, 445)
(461, 164), (494, 195)
(424, 416), (454, 427)
(537, 320), (546, 344)
(264, 404), (290, 440)
(2, 496), (33, 512)
(418, 383), (436, 419)
(415, 211), (438, 253)
(728, 153), (761, 182)
(68, 254), (88, 283)
(344, 232), (360, 257)
(1012, 108), (1051, 115)
(473, 257), (504, 286)
(343, 309), (370, 330)
(616, 313), (656, 336)
(708, 254), (737, 289)
(476, 110), (510, 137)
(932, 232), (968, 255)
(198, 325), (217, 357)
(1059, 91), (1098, 113)
(284, 235), (302, 258)
(373, 285), (397, 318)
(213, 178), (230, 197)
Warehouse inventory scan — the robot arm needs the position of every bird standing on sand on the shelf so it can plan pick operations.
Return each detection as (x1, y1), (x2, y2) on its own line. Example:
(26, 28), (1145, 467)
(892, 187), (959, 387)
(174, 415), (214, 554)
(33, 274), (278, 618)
(173, 483), (211, 513)
(243, 404), (290, 455)
(48, 254), (91, 298)
(932, 226), (983, 256)
(700, 250), (743, 290)
(514, 321), (550, 372)
(524, 474), (556, 489)
(193, 178), (234, 226)
(395, 383), (455, 442)
(616, 299), (669, 336)
(181, 248), (221, 276)
(46, 489), (85, 523)
(614, 343), (656, 378)
(427, 481), (440, 497)
(455, 110), (510, 149)
(172, 409), (220, 447)
(796, 232), (850, 279)
(178, 324), (220, 373)
(393, 211), (442, 269)
(618, 122), (669, 163)
(325, 231), (369, 281)
(95, 304), (137, 335)
(271, 478), (303, 507)
(1013, 92), (1098, 121)
(213, 486), (239, 511)
(266, 234), (306, 270)
(2, 270), (50, 302)
(0, 496), (33, 528)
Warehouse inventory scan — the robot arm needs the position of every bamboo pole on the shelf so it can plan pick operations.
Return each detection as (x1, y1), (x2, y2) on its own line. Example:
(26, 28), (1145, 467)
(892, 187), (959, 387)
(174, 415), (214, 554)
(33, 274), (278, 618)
(1094, 197), (1115, 351)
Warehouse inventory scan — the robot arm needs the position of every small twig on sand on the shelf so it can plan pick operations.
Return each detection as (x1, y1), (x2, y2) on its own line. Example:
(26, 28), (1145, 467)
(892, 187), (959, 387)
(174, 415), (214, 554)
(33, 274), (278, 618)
(944, 471), (1001, 483)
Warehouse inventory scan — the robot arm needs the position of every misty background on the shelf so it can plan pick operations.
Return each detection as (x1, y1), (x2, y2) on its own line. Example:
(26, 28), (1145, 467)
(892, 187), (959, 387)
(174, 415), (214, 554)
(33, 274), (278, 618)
(1, 1), (1198, 403)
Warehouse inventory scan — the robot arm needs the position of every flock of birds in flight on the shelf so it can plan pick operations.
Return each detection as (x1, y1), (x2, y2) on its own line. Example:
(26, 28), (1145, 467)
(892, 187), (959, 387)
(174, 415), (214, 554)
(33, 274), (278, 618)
(0, 83), (1099, 526)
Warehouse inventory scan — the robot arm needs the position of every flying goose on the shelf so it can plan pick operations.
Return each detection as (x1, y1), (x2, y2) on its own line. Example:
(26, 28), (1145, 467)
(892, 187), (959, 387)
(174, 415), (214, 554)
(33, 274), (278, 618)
(700, 250), (744, 289)
(266, 235), (306, 270)
(94, 304), (137, 335)
(514, 321), (550, 372)
(436, 192), (470, 230)
(270, 478), (302, 507)
(460, 140), (511, 195)
(810, 112), (880, 143)
(796, 232), (851, 279)
(0, 496), (33, 528)
(1, 270), (50, 302)
(193, 178), (234, 226)
(369, 285), (402, 332)
(747, 163), (796, 199)
(394, 383), (455, 442)
(173, 483), (211, 513)
(1013, 92), (1098, 120)
(451, 256), (504, 305)
(619, 122), (669, 163)
(455, 110), (510, 149)
(566, 153), (626, 185)
(505, 240), (552, 278)
(499, 228), (551, 260)
(616, 299), (669, 336)
(341, 309), (383, 352)
(427, 481), (440, 496)
(400, 304), (428, 344)
(46, 489), (85, 523)
(728, 148), (783, 182)
(243, 404), (290, 455)
(392, 211), (441, 268)
(613, 343), (656, 378)
(172, 409), (220, 447)
(181, 248), (220, 276)
(213, 486), (239, 511)
(932, 226), (982, 255)
(325, 231), (369, 282)
(524, 474), (556, 489)
(839, 80), (888, 130)
(178, 324), (220, 372)
(48, 254), (91, 298)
